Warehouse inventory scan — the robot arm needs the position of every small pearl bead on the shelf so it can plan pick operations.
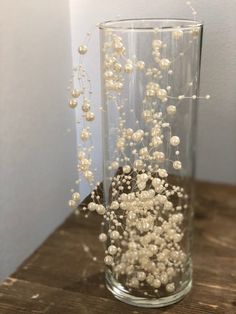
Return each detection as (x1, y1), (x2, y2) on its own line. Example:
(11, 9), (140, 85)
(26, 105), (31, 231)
(170, 136), (180, 146)
(205, 94), (211, 99)
(78, 45), (88, 55)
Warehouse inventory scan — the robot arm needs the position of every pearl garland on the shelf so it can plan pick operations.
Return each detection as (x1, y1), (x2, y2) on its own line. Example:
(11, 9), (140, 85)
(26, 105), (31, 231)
(67, 6), (210, 298)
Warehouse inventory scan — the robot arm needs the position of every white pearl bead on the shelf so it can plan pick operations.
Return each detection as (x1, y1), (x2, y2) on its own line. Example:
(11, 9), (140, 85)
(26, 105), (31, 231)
(124, 63), (133, 73)
(205, 94), (211, 99)
(153, 278), (161, 288)
(69, 99), (77, 109)
(88, 202), (97, 211)
(136, 60), (145, 70)
(82, 101), (91, 112)
(111, 161), (119, 169)
(152, 39), (162, 48)
(152, 178), (161, 188)
(172, 29), (183, 39)
(159, 58), (171, 70)
(72, 192), (80, 202)
(84, 170), (93, 182)
(108, 245), (117, 255)
(158, 169), (168, 178)
(71, 89), (81, 98)
(99, 233), (107, 242)
(173, 161), (182, 170)
(110, 230), (120, 240)
(123, 165), (131, 174)
(68, 200), (77, 209)
(137, 272), (146, 281)
(170, 136), (180, 146)
(96, 205), (106, 215)
(167, 105), (176, 115)
(80, 129), (90, 141)
(153, 151), (165, 162)
(134, 160), (143, 170)
(85, 112), (95, 121)
(78, 45), (88, 55)
(104, 255), (113, 265)
(166, 283), (175, 293)
(110, 201), (119, 210)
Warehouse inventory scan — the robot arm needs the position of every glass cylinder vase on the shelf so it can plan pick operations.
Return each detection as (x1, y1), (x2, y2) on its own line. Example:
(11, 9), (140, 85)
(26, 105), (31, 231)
(99, 18), (203, 308)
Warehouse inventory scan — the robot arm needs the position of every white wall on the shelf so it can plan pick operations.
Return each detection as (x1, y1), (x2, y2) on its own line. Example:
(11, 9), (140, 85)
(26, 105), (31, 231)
(0, 0), (77, 280)
(70, 0), (236, 185)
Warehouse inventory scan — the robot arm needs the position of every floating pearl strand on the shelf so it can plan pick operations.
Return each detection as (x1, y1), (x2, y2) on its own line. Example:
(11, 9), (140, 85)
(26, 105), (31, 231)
(67, 0), (210, 298)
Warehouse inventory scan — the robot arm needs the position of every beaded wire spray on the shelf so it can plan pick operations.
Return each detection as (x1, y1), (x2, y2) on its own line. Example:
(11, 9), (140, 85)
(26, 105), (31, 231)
(67, 0), (210, 297)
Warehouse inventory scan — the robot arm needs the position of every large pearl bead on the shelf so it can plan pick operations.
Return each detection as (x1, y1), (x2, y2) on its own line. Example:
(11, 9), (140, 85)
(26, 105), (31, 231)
(167, 105), (176, 115)
(71, 89), (81, 98)
(88, 202), (97, 211)
(96, 204), (106, 215)
(173, 160), (182, 170)
(108, 245), (117, 255)
(159, 58), (171, 70)
(170, 136), (180, 146)
(172, 29), (183, 39)
(85, 112), (95, 121)
(68, 200), (77, 209)
(152, 39), (162, 49)
(78, 45), (88, 55)
(69, 99), (77, 109)
(99, 233), (107, 242)
(82, 100), (91, 112)
(104, 255), (113, 265)
(124, 63), (133, 73)
(136, 60), (145, 70)
(72, 192), (80, 202)
(134, 160), (143, 170)
(123, 165), (131, 174)
(80, 129), (90, 141)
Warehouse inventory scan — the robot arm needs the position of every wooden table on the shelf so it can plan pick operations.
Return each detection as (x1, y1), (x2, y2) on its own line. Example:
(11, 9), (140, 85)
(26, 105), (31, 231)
(0, 182), (236, 313)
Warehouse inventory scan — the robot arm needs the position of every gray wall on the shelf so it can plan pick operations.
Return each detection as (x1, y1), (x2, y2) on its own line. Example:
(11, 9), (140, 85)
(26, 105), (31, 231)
(70, 0), (236, 195)
(0, 0), (77, 280)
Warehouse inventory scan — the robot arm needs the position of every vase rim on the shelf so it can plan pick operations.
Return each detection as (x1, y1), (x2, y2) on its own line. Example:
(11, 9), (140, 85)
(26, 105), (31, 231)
(99, 18), (203, 31)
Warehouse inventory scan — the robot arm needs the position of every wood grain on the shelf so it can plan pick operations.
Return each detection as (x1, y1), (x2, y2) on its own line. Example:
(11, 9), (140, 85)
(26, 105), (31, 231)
(0, 181), (236, 313)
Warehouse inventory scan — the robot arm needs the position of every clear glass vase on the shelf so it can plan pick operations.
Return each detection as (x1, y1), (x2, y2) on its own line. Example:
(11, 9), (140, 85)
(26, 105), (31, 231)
(99, 18), (203, 308)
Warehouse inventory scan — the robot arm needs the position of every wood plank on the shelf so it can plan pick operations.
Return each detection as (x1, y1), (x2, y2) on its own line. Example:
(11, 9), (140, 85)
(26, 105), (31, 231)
(0, 181), (235, 313)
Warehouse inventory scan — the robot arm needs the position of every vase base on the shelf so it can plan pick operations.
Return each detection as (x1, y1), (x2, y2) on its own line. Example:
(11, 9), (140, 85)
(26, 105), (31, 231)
(105, 272), (192, 308)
